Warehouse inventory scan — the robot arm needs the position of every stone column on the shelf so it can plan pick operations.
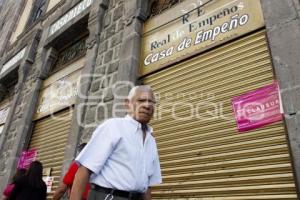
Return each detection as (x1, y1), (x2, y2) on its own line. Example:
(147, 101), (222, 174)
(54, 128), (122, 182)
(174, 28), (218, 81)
(61, 0), (110, 173)
(113, 0), (150, 116)
(0, 29), (44, 192)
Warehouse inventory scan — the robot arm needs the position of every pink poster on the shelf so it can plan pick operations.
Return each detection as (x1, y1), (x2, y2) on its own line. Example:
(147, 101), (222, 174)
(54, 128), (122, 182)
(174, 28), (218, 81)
(17, 149), (37, 169)
(232, 82), (283, 132)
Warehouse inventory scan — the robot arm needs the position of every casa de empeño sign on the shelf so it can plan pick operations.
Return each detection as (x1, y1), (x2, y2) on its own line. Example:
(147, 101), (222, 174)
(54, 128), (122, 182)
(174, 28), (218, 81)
(140, 0), (265, 75)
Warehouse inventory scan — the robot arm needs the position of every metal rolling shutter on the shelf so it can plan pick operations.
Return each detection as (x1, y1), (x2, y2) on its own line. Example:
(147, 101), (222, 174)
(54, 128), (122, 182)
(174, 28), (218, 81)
(29, 108), (73, 199)
(143, 30), (298, 199)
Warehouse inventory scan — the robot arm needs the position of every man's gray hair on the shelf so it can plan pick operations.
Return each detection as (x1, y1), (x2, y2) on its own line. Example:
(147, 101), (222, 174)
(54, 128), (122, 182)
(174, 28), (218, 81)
(127, 85), (153, 100)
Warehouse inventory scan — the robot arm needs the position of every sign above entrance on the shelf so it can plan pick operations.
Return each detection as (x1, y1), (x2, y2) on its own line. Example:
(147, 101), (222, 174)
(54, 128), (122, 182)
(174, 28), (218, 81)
(1, 47), (26, 75)
(232, 82), (283, 132)
(140, 0), (265, 75)
(0, 107), (10, 125)
(49, 0), (93, 36)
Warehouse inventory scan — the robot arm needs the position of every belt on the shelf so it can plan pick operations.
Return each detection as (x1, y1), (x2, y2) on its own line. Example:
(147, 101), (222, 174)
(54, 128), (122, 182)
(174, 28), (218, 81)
(91, 184), (143, 199)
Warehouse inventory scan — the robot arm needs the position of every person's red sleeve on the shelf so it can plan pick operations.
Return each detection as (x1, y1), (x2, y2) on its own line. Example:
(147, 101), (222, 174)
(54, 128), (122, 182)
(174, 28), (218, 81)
(63, 162), (79, 186)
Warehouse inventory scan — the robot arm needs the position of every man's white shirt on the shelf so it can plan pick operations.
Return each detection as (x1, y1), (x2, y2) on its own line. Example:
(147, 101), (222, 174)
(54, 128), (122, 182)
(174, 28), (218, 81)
(76, 115), (162, 192)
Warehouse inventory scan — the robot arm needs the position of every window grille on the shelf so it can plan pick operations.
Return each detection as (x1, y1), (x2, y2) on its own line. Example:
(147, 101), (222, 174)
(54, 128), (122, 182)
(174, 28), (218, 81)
(150, 0), (186, 17)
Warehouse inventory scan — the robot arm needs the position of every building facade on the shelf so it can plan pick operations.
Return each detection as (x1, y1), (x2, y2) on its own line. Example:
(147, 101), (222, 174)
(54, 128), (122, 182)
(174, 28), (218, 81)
(0, 0), (300, 199)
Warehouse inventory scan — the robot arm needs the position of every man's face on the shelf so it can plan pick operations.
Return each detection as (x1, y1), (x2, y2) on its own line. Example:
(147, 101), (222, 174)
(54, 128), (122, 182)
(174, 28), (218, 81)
(125, 89), (156, 124)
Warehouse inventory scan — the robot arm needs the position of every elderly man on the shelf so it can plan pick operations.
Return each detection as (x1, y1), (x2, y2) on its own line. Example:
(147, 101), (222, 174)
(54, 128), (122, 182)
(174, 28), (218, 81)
(70, 85), (162, 200)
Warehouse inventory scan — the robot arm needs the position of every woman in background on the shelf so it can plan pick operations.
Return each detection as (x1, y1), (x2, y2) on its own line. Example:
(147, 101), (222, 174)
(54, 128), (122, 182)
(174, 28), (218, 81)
(9, 161), (47, 200)
(2, 168), (26, 200)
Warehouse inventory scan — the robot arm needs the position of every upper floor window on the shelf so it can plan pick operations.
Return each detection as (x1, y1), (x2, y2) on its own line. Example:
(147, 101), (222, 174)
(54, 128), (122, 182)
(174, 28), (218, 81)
(32, 0), (46, 21)
(150, 0), (186, 17)
(27, 0), (47, 27)
(51, 35), (88, 74)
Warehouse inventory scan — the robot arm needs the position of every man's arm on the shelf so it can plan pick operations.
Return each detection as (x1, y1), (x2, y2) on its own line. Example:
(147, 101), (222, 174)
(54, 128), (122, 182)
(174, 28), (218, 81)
(52, 182), (68, 200)
(70, 166), (91, 200)
(143, 187), (151, 200)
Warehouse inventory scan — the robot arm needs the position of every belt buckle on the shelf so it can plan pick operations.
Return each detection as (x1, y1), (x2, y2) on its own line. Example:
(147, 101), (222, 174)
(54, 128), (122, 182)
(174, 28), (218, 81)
(104, 189), (114, 200)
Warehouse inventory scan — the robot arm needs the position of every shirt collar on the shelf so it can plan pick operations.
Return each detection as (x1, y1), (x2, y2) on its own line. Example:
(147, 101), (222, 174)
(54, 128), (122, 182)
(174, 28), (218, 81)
(125, 115), (153, 133)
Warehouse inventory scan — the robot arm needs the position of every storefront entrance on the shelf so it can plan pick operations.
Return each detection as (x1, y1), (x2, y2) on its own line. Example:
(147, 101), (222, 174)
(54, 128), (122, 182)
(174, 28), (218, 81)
(143, 30), (298, 199)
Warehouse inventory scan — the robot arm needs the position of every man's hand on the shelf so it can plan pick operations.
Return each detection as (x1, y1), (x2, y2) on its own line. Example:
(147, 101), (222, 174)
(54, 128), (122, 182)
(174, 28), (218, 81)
(70, 166), (91, 200)
(143, 187), (152, 200)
